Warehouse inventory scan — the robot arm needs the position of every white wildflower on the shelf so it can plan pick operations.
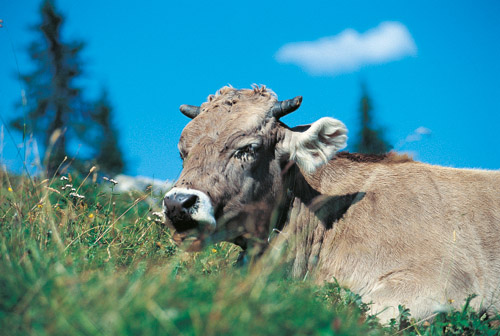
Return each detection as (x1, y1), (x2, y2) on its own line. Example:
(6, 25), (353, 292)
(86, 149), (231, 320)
(69, 192), (85, 199)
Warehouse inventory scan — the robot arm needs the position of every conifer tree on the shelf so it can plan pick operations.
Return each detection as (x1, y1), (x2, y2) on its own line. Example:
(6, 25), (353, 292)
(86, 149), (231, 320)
(10, 0), (125, 175)
(90, 89), (125, 175)
(353, 84), (392, 154)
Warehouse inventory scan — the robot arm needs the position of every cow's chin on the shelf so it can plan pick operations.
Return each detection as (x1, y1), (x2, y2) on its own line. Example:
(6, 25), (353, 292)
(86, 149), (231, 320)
(166, 218), (217, 252)
(168, 214), (247, 252)
(165, 202), (274, 252)
(171, 229), (207, 252)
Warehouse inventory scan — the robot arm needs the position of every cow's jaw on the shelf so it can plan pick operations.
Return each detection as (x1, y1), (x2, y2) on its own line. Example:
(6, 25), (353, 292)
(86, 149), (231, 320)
(163, 187), (216, 231)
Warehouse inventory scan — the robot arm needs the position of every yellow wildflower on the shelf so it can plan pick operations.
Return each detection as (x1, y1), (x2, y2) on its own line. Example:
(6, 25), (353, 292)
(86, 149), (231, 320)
(8, 187), (13, 192)
(37, 204), (43, 208)
(88, 213), (94, 219)
(211, 248), (217, 253)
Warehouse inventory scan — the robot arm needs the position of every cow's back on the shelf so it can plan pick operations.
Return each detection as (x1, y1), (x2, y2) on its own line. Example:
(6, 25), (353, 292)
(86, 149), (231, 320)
(301, 157), (500, 321)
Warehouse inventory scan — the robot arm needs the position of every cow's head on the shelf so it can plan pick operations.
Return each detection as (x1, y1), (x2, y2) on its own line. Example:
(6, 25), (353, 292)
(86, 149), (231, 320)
(163, 86), (347, 250)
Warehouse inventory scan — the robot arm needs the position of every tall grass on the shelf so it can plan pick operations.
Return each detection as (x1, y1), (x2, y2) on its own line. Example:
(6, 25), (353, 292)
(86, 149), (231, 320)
(0, 168), (497, 335)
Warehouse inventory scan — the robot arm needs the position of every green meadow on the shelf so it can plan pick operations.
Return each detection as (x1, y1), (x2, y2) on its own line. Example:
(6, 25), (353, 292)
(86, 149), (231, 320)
(1, 169), (497, 335)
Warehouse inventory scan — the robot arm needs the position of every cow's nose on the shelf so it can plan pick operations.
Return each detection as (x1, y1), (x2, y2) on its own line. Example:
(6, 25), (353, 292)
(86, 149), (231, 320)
(164, 193), (199, 211)
(163, 192), (200, 232)
(163, 193), (198, 211)
(177, 193), (199, 209)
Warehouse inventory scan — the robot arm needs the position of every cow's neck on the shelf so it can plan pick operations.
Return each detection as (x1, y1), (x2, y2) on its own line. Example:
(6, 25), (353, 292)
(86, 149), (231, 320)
(278, 162), (365, 278)
(235, 159), (366, 269)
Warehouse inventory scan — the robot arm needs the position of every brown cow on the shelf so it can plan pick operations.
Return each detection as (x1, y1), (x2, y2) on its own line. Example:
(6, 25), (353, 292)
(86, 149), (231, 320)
(163, 85), (500, 322)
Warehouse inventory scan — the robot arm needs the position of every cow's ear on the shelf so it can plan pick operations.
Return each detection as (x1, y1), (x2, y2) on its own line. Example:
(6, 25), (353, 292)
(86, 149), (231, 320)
(284, 117), (347, 173)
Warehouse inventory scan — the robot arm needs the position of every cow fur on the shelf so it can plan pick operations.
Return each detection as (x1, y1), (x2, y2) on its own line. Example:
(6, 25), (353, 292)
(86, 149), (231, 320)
(166, 85), (500, 323)
(278, 153), (500, 321)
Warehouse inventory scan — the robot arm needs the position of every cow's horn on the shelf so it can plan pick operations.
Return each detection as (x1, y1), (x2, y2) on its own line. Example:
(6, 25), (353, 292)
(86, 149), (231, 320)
(270, 96), (303, 119)
(180, 105), (201, 119)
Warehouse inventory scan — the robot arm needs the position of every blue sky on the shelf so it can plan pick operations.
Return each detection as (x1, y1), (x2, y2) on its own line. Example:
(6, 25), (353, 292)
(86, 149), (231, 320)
(1, 0), (499, 181)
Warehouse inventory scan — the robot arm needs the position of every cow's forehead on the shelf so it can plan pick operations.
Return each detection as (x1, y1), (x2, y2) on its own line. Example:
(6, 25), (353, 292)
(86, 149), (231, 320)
(179, 86), (278, 149)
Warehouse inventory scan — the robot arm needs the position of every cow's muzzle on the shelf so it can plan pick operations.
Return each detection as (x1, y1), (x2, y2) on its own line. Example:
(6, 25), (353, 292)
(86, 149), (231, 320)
(163, 188), (216, 233)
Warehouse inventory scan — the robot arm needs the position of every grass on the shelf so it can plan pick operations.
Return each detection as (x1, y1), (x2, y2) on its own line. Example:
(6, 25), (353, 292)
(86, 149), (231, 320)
(0, 168), (498, 335)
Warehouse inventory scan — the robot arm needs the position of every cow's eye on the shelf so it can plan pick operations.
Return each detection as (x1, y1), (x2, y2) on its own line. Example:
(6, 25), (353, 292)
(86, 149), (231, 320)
(179, 151), (187, 161)
(234, 143), (259, 160)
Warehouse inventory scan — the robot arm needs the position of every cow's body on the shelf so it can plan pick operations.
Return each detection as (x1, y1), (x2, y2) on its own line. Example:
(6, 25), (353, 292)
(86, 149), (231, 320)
(278, 153), (500, 320)
(163, 86), (500, 322)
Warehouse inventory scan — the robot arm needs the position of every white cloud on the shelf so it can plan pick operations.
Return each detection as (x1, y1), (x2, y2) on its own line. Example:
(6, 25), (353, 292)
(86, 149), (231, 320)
(395, 126), (432, 151)
(405, 126), (432, 142)
(275, 22), (417, 75)
(414, 126), (432, 135)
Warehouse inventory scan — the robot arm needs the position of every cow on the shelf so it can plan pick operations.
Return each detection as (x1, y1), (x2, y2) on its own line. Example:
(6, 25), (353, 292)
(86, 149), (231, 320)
(162, 85), (500, 323)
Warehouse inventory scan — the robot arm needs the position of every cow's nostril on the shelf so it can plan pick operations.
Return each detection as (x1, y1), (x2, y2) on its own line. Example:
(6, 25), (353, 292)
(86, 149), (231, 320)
(181, 194), (198, 209)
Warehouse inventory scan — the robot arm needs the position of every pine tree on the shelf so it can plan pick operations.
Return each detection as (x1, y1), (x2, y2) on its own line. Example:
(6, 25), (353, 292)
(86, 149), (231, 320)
(10, 0), (125, 176)
(90, 89), (125, 175)
(11, 0), (84, 175)
(353, 84), (392, 154)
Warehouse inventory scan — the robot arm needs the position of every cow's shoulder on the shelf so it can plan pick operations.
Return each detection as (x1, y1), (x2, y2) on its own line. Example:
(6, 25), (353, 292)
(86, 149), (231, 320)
(335, 151), (414, 164)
